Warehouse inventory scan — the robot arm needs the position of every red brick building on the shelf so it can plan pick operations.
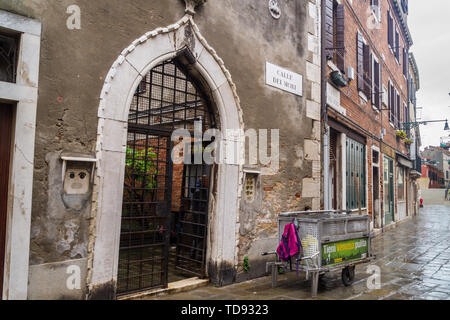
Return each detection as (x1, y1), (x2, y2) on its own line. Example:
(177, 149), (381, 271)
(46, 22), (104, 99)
(323, 0), (416, 228)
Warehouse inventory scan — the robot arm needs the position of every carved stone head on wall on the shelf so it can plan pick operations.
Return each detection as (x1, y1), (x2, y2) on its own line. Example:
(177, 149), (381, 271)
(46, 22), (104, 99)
(184, 0), (208, 15)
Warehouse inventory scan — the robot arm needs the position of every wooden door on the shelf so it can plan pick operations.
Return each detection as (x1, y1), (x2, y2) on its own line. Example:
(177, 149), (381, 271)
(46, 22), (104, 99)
(0, 103), (13, 298)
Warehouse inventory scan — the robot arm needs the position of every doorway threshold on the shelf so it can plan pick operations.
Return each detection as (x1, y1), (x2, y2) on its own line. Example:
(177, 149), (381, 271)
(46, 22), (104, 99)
(118, 277), (209, 300)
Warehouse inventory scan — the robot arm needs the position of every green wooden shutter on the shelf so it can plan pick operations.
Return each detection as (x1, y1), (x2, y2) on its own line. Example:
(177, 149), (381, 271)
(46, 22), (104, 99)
(346, 137), (366, 210)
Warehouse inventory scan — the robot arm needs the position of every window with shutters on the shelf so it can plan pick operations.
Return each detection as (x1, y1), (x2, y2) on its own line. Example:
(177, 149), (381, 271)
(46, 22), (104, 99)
(370, 0), (381, 22)
(388, 10), (400, 63)
(357, 32), (371, 99)
(395, 28), (400, 62)
(409, 77), (416, 103)
(388, 81), (396, 125)
(403, 48), (408, 77)
(346, 137), (366, 210)
(325, 0), (345, 73)
(404, 103), (410, 137)
(388, 10), (394, 48)
(372, 55), (381, 109)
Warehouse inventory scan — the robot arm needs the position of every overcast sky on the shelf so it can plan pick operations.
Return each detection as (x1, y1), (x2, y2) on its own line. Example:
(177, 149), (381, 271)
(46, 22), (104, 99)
(408, 0), (450, 150)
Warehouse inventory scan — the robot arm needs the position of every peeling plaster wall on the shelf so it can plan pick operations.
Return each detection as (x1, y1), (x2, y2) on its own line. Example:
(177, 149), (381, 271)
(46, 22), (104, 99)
(0, 0), (321, 298)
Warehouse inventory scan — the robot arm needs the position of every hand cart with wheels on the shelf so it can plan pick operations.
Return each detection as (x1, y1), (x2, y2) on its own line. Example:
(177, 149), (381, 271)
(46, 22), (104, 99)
(261, 210), (376, 297)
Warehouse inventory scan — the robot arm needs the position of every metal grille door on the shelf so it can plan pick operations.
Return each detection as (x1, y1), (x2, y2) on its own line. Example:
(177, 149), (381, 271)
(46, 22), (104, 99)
(118, 59), (215, 295)
(118, 128), (172, 295)
(176, 162), (211, 277)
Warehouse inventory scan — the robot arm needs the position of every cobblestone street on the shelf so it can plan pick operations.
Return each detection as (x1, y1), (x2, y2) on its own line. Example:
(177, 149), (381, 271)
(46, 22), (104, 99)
(143, 205), (450, 300)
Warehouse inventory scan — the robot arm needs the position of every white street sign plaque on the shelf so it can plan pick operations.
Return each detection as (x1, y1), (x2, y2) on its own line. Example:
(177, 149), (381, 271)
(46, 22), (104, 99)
(265, 62), (303, 96)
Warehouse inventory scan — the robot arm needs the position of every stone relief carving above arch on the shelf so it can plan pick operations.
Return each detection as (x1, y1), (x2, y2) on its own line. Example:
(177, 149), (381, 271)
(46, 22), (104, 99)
(184, 0), (208, 15)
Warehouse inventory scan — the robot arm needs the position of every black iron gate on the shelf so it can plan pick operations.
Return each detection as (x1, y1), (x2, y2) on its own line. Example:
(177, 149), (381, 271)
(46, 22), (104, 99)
(118, 59), (215, 295)
(118, 127), (173, 295)
(175, 159), (211, 277)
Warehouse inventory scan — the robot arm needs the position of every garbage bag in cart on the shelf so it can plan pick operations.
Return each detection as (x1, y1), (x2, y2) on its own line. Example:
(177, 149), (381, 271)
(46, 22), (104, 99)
(261, 210), (376, 297)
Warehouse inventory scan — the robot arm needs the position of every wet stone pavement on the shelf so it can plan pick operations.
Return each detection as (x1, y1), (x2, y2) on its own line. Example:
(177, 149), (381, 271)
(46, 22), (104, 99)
(143, 205), (450, 300)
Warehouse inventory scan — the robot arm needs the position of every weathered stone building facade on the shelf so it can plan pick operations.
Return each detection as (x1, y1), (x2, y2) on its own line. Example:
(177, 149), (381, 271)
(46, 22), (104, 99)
(0, 0), (322, 299)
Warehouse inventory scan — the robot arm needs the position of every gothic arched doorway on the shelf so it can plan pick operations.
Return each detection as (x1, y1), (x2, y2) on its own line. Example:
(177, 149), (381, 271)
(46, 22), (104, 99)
(89, 17), (243, 300)
(117, 59), (217, 295)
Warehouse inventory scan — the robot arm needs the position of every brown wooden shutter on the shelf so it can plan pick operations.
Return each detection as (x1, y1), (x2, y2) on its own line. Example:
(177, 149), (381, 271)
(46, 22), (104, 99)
(388, 83), (391, 120)
(388, 11), (393, 47)
(392, 86), (396, 124)
(390, 83), (395, 123)
(357, 32), (364, 91)
(330, 129), (338, 163)
(336, 4), (345, 72)
(363, 44), (371, 98)
(393, 88), (397, 126)
(397, 93), (401, 128)
(403, 48), (407, 77)
(388, 82), (390, 113)
(325, 0), (334, 59)
(395, 30), (400, 60)
(379, 65), (383, 109)
(374, 60), (380, 108)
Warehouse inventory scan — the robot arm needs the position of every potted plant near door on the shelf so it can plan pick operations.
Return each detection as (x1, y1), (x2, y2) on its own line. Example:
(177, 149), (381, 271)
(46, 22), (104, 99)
(123, 146), (158, 232)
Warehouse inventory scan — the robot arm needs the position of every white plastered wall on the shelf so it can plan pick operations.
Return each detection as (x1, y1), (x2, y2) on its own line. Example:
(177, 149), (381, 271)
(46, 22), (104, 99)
(0, 10), (41, 300)
(87, 15), (244, 294)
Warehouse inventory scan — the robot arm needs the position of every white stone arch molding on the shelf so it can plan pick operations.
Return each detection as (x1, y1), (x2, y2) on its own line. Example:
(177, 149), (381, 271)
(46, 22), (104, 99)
(87, 15), (244, 299)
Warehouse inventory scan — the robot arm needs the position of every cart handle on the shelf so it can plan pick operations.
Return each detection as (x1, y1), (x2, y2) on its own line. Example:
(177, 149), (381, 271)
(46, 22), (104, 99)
(261, 251), (277, 256)
(297, 252), (319, 261)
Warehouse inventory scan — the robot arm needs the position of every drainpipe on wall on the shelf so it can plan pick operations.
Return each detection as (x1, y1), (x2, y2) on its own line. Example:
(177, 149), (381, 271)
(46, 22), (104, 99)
(321, 0), (330, 210)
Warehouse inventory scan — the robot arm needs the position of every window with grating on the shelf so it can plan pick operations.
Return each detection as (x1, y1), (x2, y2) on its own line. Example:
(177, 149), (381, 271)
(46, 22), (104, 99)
(0, 31), (19, 83)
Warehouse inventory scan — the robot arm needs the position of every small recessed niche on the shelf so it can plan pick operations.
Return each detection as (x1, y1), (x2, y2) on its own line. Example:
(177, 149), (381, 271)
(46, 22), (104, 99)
(60, 152), (97, 211)
(244, 170), (259, 203)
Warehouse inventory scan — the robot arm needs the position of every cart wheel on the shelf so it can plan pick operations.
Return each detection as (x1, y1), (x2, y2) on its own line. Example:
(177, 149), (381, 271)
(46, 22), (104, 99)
(341, 266), (355, 287)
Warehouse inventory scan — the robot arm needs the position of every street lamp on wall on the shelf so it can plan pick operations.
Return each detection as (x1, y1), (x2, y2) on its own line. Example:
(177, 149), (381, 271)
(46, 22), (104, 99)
(402, 119), (449, 131)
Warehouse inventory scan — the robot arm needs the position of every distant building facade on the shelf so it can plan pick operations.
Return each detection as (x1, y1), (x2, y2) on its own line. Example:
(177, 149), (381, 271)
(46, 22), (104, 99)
(421, 146), (450, 186)
(420, 163), (445, 189)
